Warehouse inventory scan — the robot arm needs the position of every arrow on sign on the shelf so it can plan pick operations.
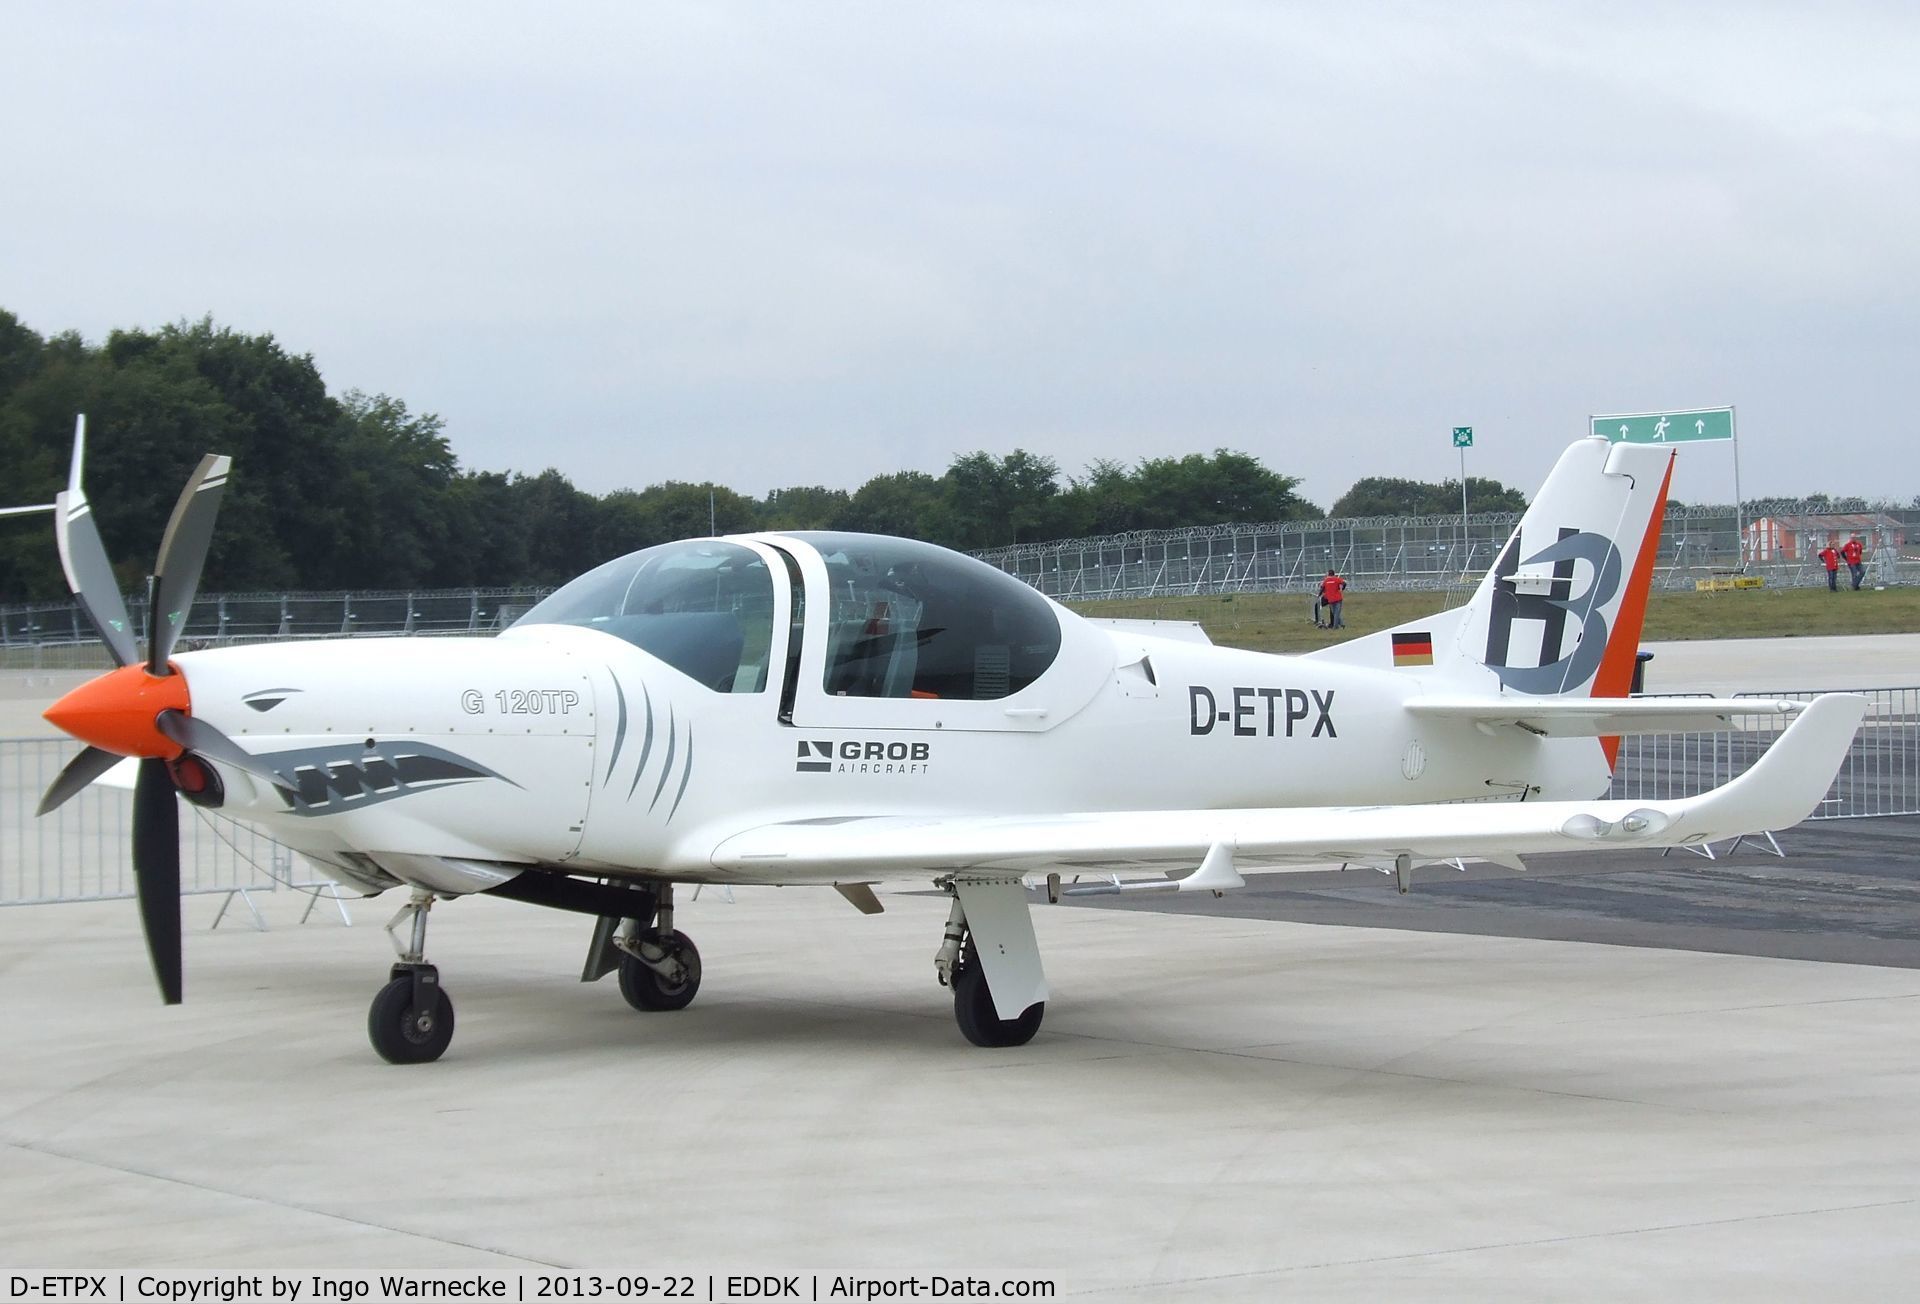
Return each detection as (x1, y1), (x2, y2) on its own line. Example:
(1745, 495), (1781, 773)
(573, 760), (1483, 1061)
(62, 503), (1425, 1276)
(1696, 419), (1706, 435)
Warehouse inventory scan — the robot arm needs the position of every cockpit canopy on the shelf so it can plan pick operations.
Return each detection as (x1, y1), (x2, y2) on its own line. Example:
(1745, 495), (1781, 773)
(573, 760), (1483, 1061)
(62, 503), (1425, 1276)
(513, 533), (1063, 701)
(797, 532), (1061, 701)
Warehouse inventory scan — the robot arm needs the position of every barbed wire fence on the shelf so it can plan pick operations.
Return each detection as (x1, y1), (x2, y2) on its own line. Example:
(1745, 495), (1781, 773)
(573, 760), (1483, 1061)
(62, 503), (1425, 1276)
(4, 501), (1916, 669)
(975, 503), (1920, 602)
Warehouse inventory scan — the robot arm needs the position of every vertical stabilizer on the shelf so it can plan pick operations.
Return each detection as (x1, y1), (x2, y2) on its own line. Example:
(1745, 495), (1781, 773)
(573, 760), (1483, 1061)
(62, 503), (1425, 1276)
(1311, 437), (1674, 709)
(1459, 438), (1674, 699)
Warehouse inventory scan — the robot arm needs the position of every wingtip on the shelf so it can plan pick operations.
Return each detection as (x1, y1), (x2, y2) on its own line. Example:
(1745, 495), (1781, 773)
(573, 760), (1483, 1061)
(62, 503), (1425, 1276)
(1680, 692), (1867, 836)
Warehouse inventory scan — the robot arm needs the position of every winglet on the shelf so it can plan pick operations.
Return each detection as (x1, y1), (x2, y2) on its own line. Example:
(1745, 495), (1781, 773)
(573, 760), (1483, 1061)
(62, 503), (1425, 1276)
(1669, 693), (1866, 838)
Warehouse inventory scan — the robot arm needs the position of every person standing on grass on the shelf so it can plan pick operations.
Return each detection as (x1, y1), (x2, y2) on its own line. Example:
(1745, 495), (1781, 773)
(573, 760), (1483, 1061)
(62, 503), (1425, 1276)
(1319, 568), (1348, 629)
(1818, 542), (1841, 592)
(1842, 535), (1866, 590)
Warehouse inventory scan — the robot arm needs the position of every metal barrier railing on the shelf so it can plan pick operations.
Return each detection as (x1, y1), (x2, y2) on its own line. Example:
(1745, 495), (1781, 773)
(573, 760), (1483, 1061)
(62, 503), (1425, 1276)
(1, 738), (314, 914)
(1608, 687), (1920, 820)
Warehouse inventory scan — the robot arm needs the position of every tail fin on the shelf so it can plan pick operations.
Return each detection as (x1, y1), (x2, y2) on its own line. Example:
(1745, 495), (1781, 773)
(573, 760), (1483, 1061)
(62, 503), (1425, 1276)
(1311, 436), (1674, 703)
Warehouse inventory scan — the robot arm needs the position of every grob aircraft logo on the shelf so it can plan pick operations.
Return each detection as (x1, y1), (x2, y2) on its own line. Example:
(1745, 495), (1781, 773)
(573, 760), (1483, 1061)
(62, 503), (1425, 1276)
(797, 739), (933, 776)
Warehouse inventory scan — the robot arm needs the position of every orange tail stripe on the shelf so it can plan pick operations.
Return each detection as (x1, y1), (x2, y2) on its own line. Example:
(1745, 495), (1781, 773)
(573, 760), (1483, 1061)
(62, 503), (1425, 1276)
(1595, 453), (1675, 768)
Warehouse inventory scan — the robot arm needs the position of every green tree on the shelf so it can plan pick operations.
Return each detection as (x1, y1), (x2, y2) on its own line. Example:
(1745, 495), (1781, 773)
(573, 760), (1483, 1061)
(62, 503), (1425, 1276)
(941, 449), (1063, 549)
(1124, 449), (1321, 530)
(334, 391), (460, 588)
(504, 469), (600, 586)
(755, 485), (851, 532)
(1331, 475), (1526, 518)
(840, 471), (949, 541)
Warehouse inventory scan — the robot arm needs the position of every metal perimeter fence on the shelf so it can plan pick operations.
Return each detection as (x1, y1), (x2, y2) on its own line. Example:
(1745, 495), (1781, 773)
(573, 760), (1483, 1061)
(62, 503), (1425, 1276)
(976, 504), (1920, 601)
(2, 686), (1915, 909)
(5, 503), (1920, 667)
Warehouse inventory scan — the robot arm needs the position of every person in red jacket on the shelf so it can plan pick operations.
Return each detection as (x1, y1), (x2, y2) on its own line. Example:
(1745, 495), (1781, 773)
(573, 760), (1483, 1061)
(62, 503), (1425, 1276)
(1319, 568), (1348, 628)
(1818, 542), (1841, 592)
(1842, 535), (1866, 590)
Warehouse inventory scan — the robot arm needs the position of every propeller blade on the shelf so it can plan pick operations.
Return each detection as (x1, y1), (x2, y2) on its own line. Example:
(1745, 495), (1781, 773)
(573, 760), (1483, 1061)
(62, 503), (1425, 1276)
(148, 453), (232, 673)
(37, 745), (125, 816)
(154, 708), (286, 787)
(53, 488), (139, 668)
(132, 757), (183, 1005)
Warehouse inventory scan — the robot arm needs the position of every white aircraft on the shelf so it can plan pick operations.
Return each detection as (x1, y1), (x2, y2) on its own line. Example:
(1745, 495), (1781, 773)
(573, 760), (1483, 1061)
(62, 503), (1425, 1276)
(33, 422), (1865, 1062)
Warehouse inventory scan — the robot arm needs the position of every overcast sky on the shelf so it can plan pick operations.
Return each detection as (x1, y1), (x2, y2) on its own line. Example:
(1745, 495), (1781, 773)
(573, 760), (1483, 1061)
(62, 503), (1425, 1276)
(4, 2), (1916, 510)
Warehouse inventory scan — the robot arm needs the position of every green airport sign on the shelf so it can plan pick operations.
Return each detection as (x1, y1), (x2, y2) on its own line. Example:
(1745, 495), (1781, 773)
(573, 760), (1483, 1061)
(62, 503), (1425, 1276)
(1592, 407), (1733, 444)
(1452, 427), (1473, 447)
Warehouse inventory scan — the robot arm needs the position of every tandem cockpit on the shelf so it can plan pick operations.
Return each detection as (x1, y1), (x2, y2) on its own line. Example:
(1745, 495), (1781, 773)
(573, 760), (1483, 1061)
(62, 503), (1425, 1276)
(511, 533), (1111, 731)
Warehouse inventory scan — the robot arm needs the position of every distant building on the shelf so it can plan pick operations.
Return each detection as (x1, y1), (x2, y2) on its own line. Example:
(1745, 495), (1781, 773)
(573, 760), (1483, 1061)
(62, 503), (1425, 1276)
(1744, 512), (1905, 562)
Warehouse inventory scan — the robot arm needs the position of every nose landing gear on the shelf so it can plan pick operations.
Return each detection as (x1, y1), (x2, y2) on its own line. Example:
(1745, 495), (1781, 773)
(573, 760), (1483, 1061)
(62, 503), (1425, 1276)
(369, 890), (454, 1064)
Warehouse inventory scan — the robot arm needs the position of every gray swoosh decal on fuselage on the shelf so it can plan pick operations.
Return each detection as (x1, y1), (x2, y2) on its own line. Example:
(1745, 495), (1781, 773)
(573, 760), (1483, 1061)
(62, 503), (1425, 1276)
(604, 673), (628, 786)
(626, 680), (655, 802)
(650, 705), (677, 812)
(259, 741), (516, 817)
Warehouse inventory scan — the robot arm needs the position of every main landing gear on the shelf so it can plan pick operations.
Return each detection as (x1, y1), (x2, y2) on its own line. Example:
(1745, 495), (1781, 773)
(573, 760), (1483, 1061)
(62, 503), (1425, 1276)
(370, 889), (454, 1064)
(934, 883), (1047, 1048)
(613, 882), (703, 1014)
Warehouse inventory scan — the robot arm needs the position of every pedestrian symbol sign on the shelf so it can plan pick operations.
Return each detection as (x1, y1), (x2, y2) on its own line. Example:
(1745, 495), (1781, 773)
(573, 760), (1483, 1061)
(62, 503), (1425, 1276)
(1591, 407), (1733, 444)
(1452, 427), (1473, 448)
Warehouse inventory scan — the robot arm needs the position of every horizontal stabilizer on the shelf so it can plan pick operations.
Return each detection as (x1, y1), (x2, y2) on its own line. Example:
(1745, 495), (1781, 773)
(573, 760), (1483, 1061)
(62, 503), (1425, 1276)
(1406, 694), (1805, 738)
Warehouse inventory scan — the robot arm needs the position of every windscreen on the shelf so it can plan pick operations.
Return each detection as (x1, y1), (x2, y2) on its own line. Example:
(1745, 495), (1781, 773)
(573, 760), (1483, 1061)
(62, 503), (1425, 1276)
(514, 540), (775, 693)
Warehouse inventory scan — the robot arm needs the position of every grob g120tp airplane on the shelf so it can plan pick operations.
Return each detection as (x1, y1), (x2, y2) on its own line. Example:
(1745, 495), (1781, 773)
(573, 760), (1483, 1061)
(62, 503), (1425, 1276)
(33, 422), (1864, 1062)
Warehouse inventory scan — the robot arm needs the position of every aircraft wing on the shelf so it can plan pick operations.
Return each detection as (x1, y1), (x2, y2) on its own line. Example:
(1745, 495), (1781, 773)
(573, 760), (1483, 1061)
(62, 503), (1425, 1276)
(1404, 694), (1805, 738)
(710, 693), (1864, 879)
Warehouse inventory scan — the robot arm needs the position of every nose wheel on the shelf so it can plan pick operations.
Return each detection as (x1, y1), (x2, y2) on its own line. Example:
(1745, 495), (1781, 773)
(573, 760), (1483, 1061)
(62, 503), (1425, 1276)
(369, 966), (454, 1064)
(369, 890), (455, 1064)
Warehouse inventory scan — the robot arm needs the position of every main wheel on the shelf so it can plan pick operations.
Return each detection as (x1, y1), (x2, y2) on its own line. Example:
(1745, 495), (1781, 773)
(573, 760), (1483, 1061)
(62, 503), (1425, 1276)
(952, 945), (1044, 1048)
(368, 974), (455, 1064)
(618, 930), (702, 1011)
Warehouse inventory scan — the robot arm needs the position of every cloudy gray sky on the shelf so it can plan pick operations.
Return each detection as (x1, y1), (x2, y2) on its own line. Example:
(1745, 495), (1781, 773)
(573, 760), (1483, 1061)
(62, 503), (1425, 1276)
(5, 2), (1916, 510)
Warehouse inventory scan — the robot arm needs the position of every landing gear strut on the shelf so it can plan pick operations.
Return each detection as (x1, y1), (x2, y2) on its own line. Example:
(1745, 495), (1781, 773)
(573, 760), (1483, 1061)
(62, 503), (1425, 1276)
(614, 882), (703, 1013)
(369, 889), (454, 1064)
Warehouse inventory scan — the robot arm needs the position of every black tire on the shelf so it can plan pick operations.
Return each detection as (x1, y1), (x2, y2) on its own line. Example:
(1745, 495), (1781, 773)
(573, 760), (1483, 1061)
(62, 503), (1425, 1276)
(952, 946), (1043, 1048)
(617, 930), (702, 1011)
(368, 975), (455, 1064)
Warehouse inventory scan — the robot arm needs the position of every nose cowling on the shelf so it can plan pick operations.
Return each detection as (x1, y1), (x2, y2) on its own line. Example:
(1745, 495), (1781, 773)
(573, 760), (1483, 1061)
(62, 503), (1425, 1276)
(44, 663), (191, 759)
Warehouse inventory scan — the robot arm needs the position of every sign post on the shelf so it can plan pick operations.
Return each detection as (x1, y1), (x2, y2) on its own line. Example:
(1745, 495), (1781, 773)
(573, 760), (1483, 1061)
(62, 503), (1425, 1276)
(1451, 427), (1473, 568)
(1591, 405), (1742, 565)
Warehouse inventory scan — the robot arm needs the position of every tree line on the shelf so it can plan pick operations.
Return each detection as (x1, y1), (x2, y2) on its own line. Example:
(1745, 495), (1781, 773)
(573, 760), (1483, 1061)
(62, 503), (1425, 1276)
(0, 310), (1524, 600)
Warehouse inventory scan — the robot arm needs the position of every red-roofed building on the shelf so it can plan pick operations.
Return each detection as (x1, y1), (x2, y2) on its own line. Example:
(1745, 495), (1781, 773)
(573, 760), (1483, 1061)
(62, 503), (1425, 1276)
(1744, 513), (1904, 562)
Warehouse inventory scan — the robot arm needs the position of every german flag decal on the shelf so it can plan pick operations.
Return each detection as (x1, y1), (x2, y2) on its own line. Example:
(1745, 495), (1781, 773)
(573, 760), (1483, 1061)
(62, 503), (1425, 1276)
(1392, 632), (1434, 667)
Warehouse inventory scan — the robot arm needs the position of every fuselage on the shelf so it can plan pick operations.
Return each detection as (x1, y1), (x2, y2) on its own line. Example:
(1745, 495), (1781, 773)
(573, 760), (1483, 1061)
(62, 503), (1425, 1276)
(166, 529), (1609, 890)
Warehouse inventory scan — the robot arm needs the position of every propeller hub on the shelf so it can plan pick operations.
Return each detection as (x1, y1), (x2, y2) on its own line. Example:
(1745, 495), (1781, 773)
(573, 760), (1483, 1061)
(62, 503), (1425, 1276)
(44, 663), (190, 759)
